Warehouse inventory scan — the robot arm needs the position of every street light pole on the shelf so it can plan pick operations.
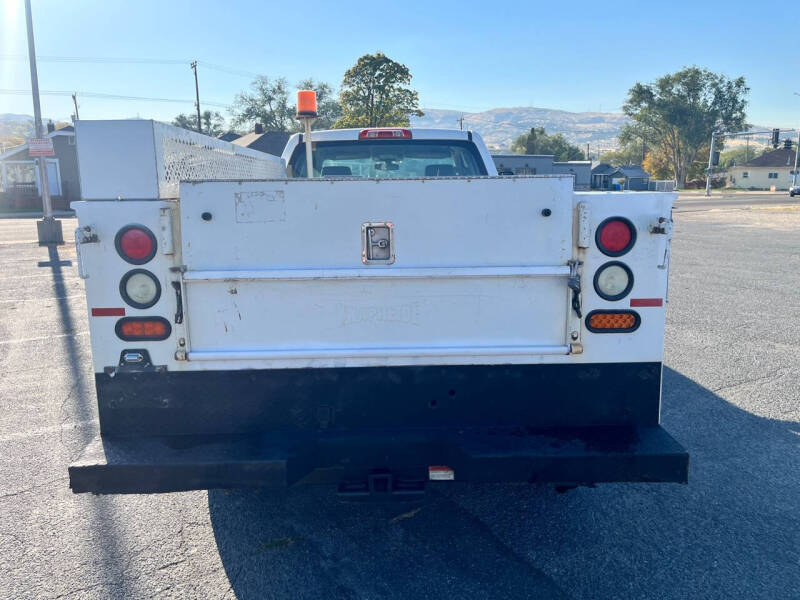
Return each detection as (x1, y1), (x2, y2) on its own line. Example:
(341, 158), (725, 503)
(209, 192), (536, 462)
(794, 93), (800, 189)
(25, 0), (62, 244)
(704, 132), (717, 197)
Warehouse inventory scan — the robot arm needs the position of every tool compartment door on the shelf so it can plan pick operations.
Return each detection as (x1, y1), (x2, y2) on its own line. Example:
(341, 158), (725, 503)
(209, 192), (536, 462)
(178, 177), (573, 364)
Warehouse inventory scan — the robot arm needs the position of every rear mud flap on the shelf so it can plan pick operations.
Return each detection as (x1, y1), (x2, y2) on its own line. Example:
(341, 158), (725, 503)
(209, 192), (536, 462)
(69, 426), (688, 495)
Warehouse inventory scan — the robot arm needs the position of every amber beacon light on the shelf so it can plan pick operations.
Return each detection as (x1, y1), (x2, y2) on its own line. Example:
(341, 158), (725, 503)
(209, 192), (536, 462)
(296, 90), (318, 179)
(296, 90), (318, 117)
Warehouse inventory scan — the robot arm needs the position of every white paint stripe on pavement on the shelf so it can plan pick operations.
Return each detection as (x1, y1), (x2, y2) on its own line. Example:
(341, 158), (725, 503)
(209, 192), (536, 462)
(0, 331), (89, 345)
(0, 419), (97, 442)
(0, 294), (84, 304)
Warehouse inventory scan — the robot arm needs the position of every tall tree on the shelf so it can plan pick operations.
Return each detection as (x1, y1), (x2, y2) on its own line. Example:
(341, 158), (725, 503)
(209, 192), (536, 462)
(511, 127), (585, 161)
(172, 110), (225, 137)
(620, 66), (748, 188)
(230, 76), (295, 132)
(296, 79), (342, 130)
(599, 142), (646, 166)
(718, 144), (767, 169)
(230, 76), (341, 132)
(335, 52), (424, 128)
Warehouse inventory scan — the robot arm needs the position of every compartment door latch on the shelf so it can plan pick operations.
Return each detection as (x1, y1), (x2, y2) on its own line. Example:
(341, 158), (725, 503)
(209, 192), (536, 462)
(361, 222), (395, 264)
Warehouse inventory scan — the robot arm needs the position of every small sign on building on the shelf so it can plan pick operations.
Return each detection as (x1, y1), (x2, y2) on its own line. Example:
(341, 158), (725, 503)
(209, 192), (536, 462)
(28, 137), (55, 157)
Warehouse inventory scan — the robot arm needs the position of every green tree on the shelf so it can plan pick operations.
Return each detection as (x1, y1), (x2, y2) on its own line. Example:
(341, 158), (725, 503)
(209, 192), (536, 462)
(599, 142), (646, 166)
(230, 76), (295, 132)
(335, 52), (424, 128)
(511, 127), (585, 161)
(718, 144), (767, 169)
(230, 76), (341, 132)
(620, 66), (748, 188)
(172, 110), (225, 137)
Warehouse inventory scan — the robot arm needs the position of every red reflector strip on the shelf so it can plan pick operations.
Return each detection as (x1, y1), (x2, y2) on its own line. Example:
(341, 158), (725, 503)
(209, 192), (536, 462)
(428, 466), (455, 481)
(630, 298), (663, 307)
(91, 307), (126, 317)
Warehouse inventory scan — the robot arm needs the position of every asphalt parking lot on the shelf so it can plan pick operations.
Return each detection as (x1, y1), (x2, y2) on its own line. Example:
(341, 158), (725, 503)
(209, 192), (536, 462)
(1, 196), (798, 599)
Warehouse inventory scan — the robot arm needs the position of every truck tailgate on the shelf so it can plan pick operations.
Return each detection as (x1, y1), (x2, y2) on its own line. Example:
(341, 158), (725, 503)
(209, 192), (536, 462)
(178, 177), (574, 363)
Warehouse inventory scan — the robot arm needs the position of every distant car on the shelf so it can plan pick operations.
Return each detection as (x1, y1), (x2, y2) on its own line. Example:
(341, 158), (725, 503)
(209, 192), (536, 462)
(790, 184), (800, 197)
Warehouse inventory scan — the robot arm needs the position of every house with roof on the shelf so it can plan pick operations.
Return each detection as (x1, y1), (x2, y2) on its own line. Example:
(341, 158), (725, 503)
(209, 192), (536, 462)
(728, 146), (797, 190)
(491, 154), (591, 190)
(231, 123), (292, 157)
(591, 163), (650, 191)
(0, 123), (78, 211)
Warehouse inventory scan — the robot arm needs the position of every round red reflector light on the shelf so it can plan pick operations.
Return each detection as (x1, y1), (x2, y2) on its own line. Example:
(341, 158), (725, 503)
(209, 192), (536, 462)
(596, 217), (635, 256)
(115, 225), (156, 264)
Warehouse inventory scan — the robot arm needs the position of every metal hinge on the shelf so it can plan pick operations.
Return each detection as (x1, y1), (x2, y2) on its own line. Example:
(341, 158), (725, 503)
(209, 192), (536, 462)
(649, 216), (673, 235)
(649, 217), (674, 270)
(577, 202), (591, 248)
(159, 207), (175, 255)
(76, 225), (98, 244)
(567, 259), (583, 318)
(74, 226), (98, 279)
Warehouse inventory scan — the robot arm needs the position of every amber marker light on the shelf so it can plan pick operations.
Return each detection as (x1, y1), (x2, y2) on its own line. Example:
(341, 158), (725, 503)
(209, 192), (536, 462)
(585, 310), (640, 333)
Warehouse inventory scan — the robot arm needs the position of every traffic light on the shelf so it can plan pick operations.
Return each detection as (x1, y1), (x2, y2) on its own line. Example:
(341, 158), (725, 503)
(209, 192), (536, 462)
(712, 151), (720, 166)
(772, 128), (780, 148)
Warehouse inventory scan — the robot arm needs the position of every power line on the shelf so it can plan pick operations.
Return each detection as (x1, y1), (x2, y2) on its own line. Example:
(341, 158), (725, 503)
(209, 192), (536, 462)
(0, 88), (230, 108)
(0, 54), (262, 78)
(0, 53), (189, 65)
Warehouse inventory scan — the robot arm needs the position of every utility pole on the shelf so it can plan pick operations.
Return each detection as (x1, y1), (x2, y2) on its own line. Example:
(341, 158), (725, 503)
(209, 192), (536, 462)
(190, 61), (202, 134)
(704, 132), (716, 197)
(793, 130), (799, 188)
(457, 115), (464, 130)
(586, 143), (590, 160)
(71, 92), (79, 121)
(25, 0), (62, 244)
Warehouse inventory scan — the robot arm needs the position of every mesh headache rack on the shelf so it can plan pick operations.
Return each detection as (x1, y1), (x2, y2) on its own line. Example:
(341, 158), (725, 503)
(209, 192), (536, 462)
(75, 120), (286, 200)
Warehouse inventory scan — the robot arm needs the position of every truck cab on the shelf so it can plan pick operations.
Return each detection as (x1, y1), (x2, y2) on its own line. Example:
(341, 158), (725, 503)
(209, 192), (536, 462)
(281, 128), (496, 179)
(68, 120), (687, 496)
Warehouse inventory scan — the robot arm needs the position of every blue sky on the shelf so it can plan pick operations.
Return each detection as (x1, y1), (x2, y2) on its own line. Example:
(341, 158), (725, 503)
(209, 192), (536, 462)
(1, 0), (797, 128)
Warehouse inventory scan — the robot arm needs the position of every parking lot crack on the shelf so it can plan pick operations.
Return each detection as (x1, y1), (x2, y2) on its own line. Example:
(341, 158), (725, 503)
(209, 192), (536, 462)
(0, 476), (68, 501)
(710, 367), (790, 394)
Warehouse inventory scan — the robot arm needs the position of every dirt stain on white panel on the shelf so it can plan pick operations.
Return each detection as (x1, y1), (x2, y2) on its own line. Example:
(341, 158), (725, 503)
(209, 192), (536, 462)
(235, 190), (286, 223)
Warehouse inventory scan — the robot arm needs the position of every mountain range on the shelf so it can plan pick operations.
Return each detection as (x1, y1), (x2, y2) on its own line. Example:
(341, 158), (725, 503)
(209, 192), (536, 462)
(412, 107), (631, 152)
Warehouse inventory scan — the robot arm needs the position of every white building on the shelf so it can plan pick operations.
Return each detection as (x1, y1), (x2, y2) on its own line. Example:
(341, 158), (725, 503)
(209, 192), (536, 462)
(728, 147), (797, 191)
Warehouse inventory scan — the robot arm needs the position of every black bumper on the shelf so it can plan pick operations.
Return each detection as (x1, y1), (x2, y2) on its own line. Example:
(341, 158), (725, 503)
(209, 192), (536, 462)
(69, 425), (688, 494)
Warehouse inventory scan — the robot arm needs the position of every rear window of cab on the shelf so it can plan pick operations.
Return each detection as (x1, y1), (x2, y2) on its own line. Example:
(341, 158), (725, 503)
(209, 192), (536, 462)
(289, 139), (488, 179)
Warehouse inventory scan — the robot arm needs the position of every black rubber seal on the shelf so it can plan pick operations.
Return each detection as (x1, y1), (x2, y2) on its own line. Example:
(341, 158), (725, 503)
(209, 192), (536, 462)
(119, 269), (161, 309)
(595, 216), (636, 257)
(585, 310), (641, 333)
(114, 224), (157, 265)
(593, 261), (634, 301)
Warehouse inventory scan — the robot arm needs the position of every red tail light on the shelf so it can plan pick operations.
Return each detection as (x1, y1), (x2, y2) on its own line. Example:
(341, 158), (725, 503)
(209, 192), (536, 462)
(115, 225), (157, 264)
(359, 129), (412, 139)
(596, 217), (636, 256)
(115, 317), (171, 341)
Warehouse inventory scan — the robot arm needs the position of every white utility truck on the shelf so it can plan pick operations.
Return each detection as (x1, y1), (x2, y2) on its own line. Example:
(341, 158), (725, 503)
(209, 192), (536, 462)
(68, 119), (687, 496)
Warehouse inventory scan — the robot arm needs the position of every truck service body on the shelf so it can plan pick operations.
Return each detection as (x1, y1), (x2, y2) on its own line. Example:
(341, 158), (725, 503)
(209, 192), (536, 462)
(68, 119), (688, 495)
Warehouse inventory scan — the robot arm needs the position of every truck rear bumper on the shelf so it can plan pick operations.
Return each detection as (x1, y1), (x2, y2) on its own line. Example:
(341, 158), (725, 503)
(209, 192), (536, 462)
(69, 425), (688, 494)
